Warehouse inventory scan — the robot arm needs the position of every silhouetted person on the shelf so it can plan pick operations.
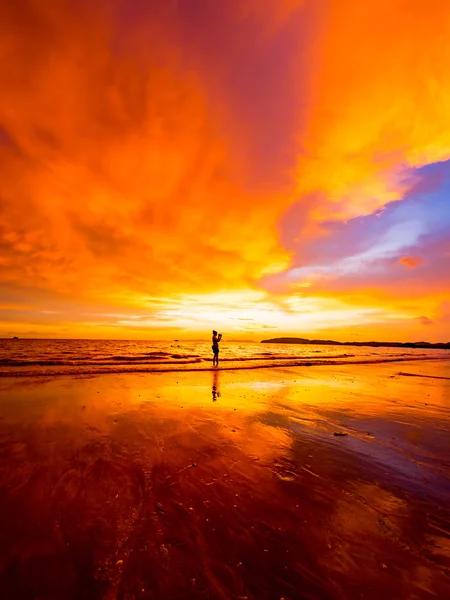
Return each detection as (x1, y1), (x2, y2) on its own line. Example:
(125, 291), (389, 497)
(212, 330), (222, 366)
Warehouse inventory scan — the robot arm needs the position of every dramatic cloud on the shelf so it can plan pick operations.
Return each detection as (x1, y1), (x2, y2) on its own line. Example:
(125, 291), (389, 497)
(291, 0), (450, 226)
(0, 0), (449, 340)
(0, 0), (306, 301)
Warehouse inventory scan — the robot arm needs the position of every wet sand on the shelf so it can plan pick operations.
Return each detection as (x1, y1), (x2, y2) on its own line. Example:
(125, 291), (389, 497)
(0, 360), (449, 599)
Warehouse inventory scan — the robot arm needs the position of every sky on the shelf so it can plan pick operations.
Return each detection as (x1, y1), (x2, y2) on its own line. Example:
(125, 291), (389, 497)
(0, 0), (450, 341)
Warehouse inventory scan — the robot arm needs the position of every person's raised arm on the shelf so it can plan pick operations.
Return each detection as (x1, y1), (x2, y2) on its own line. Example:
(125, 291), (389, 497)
(218, 333), (222, 341)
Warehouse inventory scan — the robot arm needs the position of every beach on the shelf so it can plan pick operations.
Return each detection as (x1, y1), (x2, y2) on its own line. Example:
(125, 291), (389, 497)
(0, 359), (449, 599)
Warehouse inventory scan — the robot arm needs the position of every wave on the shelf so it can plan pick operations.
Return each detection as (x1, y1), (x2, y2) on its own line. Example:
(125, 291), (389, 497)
(0, 354), (448, 378)
(0, 353), (355, 368)
(0, 358), (203, 367)
(110, 352), (180, 360)
(213, 353), (356, 362)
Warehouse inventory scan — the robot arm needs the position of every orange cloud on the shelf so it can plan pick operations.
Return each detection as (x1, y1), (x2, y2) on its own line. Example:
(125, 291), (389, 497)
(0, 0), (293, 310)
(1, 0), (449, 341)
(398, 257), (423, 269)
(293, 0), (450, 226)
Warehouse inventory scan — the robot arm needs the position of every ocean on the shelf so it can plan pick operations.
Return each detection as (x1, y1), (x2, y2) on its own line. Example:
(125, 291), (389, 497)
(0, 338), (448, 377)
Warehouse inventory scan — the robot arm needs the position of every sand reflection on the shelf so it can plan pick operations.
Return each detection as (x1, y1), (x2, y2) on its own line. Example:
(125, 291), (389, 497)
(0, 363), (449, 599)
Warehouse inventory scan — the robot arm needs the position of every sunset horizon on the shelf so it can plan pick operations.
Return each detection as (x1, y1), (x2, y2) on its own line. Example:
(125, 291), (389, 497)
(2, 332), (449, 344)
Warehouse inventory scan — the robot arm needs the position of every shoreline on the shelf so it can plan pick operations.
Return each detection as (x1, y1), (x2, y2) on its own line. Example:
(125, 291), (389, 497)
(0, 352), (449, 378)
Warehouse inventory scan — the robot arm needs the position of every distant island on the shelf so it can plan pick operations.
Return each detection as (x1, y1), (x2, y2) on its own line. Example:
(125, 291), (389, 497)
(261, 337), (450, 350)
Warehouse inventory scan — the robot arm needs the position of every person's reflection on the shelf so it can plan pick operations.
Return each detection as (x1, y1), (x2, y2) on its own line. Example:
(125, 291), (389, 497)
(212, 369), (221, 402)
